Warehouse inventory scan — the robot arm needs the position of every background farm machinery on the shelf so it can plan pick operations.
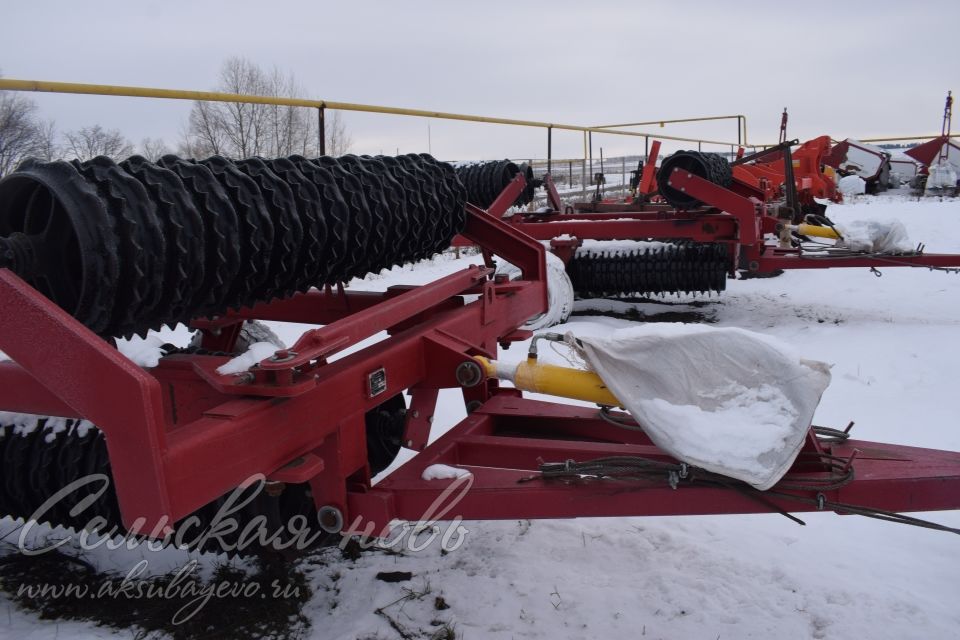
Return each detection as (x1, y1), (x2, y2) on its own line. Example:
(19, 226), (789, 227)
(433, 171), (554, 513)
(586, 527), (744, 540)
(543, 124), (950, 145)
(823, 92), (957, 195)
(0, 147), (958, 558)
(475, 136), (960, 301)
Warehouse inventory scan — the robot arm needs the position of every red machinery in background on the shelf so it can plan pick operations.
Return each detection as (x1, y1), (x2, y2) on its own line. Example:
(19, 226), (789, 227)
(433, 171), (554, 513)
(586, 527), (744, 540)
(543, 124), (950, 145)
(733, 135), (840, 208)
(576, 135), (841, 216)
(477, 139), (959, 300)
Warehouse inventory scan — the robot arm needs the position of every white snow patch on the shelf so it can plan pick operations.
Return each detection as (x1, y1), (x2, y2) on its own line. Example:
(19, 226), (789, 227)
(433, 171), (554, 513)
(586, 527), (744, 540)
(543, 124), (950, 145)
(0, 413), (96, 442)
(421, 464), (473, 480)
(577, 239), (673, 256)
(216, 341), (279, 375)
(114, 334), (167, 368)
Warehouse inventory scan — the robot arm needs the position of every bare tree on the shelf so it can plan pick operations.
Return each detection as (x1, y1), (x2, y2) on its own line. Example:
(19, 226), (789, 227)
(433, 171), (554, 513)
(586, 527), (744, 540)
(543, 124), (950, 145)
(0, 81), (56, 176)
(62, 125), (133, 161)
(139, 137), (173, 161)
(216, 57), (266, 157)
(325, 111), (351, 156)
(183, 56), (351, 159)
(32, 119), (58, 161)
(181, 101), (226, 157)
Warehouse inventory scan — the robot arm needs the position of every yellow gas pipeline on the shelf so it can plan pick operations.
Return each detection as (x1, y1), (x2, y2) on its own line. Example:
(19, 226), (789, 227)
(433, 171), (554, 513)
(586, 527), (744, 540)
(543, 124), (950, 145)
(474, 356), (622, 407)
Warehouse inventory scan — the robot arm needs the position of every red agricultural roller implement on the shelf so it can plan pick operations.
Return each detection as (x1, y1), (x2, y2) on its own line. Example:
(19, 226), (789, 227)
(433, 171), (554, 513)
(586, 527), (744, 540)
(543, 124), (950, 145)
(0, 145), (959, 557)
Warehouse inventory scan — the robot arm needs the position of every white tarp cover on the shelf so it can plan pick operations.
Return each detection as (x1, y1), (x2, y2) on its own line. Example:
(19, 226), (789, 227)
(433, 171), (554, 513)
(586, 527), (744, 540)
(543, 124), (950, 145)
(838, 219), (913, 253)
(926, 161), (958, 192)
(573, 324), (831, 490)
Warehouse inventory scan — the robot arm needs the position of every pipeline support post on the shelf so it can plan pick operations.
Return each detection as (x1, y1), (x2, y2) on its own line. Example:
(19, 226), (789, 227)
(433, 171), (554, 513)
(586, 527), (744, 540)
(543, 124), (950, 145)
(588, 131), (593, 190)
(318, 105), (326, 155)
(582, 131), (588, 198)
(547, 125), (553, 175)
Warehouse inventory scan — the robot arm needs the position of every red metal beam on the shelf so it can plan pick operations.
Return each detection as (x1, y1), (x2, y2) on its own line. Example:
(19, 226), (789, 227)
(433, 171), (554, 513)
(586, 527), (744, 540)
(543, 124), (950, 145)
(523, 209), (698, 221)
(0, 362), (76, 416)
(348, 396), (960, 533)
(754, 252), (960, 271)
(0, 269), (173, 532)
(571, 202), (674, 213)
(638, 139), (661, 195)
(543, 173), (563, 212)
(508, 216), (739, 242)
(664, 168), (760, 244)
(261, 266), (493, 371)
(485, 172), (528, 218)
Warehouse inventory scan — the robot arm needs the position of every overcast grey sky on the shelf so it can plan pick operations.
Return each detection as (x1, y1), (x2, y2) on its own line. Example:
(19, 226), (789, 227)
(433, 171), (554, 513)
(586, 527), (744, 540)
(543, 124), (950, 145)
(2, 0), (957, 160)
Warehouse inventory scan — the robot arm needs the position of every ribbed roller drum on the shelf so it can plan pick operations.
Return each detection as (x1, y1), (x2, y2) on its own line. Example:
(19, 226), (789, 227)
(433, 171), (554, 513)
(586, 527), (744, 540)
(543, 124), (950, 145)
(567, 242), (730, 297)
(0, 159), (119, 334)
(0, 153), (469, 338)
(656, 151), (732, 210)
(455, 160), (538, 209)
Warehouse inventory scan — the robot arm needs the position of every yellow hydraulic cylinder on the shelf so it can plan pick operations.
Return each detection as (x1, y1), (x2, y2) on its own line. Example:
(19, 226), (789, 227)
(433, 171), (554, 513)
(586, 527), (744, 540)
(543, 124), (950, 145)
(475, 356), (622, 407)
(794, 223), (841, 239)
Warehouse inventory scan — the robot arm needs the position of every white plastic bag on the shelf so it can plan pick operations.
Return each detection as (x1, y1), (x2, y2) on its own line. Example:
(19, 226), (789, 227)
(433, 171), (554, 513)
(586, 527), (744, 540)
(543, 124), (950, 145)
(837, 219), (913, 253)
(496, 251), (573, 330)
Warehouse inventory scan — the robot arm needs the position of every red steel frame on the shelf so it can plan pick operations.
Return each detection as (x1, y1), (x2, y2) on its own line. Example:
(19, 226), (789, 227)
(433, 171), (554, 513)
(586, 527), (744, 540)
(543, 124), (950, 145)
(0, 180), (959, 538)
(0, 205), (547, 533)
(351, 396), (960, 533)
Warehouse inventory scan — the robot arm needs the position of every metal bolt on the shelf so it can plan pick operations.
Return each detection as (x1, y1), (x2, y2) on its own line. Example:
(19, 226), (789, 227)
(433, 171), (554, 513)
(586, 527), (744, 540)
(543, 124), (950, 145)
(317, 505), (345, 533)
(465, 400), (483, 413)
(455, 360), (484, 387)
(271, 349), (298, 363)
(264, 481), (286, 497)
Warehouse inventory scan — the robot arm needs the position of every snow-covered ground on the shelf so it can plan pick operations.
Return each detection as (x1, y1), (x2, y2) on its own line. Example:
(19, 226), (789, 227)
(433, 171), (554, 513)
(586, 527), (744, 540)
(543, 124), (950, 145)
(2, 193), (959, 639)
